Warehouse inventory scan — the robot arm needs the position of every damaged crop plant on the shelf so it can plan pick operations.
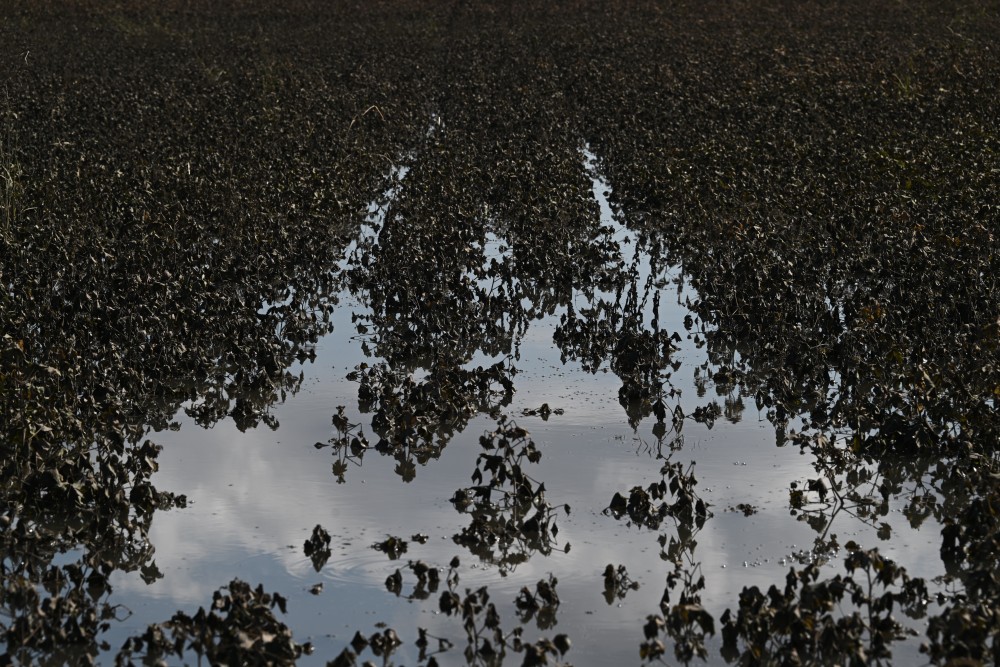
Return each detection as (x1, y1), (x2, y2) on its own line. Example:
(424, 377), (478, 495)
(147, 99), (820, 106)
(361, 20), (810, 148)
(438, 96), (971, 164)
(1, 0), (998, 664)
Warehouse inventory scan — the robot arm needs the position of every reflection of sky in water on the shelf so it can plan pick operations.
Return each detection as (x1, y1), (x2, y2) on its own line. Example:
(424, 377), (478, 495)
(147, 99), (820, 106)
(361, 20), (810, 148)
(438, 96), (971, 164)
(109, 155), (945, 665)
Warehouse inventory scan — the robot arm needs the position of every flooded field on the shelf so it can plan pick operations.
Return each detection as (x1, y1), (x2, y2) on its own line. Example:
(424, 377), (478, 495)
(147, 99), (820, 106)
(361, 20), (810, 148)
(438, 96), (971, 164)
(2, 1), (999, 665)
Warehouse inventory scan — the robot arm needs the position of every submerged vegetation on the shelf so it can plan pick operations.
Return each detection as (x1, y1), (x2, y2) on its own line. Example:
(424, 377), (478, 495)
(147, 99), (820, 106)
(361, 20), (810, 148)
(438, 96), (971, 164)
(1, 0), (999, 664)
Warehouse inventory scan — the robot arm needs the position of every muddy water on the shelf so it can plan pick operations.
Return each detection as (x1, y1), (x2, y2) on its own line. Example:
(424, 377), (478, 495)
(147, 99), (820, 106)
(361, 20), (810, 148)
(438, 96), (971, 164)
(107, 156), (943, 665)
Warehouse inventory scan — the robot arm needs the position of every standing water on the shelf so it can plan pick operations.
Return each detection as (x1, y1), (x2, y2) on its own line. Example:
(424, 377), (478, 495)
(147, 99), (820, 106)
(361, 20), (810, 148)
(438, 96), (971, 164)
(107, 143), (944, 665)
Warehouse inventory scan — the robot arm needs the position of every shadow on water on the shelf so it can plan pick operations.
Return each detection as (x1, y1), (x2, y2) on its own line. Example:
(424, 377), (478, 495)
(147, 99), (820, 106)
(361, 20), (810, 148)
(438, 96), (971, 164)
(1, 1), (999, 665)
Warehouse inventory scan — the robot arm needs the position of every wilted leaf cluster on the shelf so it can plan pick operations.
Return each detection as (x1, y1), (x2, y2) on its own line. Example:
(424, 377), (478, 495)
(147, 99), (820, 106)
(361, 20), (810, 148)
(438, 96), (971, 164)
(116, 579), (310, 667)
(605, 460), (709, 531)
(436, 558), (571, 667)
(303, 524), (332, 572)
(451, 418), (570, 573)
(603, 564), (640, 605)
(719, 549), (928, 667)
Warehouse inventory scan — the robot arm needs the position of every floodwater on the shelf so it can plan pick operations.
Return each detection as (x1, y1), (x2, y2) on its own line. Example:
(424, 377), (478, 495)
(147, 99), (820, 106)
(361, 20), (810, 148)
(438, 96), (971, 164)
(104, 151), (944, 665)
(5, 4), (997, 663)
